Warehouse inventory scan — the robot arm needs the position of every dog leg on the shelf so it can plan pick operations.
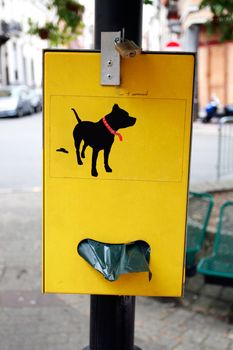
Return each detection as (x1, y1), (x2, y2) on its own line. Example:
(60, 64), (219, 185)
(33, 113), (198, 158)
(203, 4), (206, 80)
(104, 146), (112, 173)
(74, 138), (83, 165)
(91, 149), (99, 177)
(81, 143), (88, 159)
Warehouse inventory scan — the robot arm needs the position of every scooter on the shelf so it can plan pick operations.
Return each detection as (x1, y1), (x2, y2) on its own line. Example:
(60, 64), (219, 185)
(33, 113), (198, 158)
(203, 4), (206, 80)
(202, 100), (218, 123)
(201, 97), (233, 123)
(224, 104), (233, 116)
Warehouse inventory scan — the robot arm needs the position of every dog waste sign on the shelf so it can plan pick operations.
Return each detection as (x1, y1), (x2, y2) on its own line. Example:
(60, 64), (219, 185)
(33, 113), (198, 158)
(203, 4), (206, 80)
(43, 50), (195, 296)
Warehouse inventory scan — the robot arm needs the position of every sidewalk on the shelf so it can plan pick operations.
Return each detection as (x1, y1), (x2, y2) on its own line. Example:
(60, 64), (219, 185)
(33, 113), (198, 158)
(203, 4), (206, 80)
(0, 190), (233, 350)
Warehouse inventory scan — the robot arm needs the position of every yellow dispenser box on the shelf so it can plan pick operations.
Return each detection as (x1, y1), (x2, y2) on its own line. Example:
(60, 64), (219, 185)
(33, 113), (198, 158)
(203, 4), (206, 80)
(43, 51), (195, 296)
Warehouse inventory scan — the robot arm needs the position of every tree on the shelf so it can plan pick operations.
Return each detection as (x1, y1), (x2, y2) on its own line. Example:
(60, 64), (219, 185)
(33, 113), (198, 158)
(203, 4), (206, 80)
(200, 0), (233, 42)
(29, 0), (154, 47)
(28, 0), (85, 47)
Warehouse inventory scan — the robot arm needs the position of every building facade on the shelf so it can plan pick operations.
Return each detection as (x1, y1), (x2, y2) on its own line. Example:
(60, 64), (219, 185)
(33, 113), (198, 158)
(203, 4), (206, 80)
(0, 0), (49, 87)
(162, 0), (233, 110)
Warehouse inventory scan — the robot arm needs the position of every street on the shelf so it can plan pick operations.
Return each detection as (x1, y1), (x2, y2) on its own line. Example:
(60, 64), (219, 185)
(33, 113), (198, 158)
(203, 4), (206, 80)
(0, 113), (42, 189)
(0, 112), (225, 189)
(190, 123), (219, 184)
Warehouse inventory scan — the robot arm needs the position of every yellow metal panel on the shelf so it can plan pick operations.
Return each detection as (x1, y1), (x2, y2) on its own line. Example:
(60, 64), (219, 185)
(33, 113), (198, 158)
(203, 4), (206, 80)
(43, 51), (194, 296)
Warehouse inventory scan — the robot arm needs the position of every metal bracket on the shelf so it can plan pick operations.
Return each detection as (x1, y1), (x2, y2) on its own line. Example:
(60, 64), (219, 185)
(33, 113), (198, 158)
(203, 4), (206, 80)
(100, 31), (142, 86)
(101, 31), (121, 86)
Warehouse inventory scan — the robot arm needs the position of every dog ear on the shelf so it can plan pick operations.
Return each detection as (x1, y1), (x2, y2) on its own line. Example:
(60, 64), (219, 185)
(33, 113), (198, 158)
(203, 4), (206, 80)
(112, 104), (119, 111)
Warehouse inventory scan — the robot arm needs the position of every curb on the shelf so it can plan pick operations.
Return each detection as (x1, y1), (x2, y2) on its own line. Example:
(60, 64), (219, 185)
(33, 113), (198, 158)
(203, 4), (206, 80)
(190, 180), (233, 193)
(0, 187), (42, 194)
(1, 182), (232, 195)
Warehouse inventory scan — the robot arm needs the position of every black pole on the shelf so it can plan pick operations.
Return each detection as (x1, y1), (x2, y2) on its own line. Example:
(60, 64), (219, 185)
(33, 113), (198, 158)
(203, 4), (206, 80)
(94, 0), (143, 49)
(84, 2), (143, 349)
(83, 295), (141, 350)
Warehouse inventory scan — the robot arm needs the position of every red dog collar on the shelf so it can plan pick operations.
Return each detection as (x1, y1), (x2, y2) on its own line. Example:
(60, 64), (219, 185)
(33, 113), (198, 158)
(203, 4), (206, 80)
(102, 117), (123, 141)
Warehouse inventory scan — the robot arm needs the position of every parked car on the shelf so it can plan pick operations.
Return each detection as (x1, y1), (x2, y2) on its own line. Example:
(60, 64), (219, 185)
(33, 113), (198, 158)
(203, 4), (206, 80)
(0, 85), (33, 118)
(29, 88), (42, 113)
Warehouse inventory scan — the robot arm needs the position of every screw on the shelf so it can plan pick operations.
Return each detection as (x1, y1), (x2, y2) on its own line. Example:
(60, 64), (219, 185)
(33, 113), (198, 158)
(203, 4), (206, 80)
(107, 60), (113, 66)
(107, 74), (112, 79)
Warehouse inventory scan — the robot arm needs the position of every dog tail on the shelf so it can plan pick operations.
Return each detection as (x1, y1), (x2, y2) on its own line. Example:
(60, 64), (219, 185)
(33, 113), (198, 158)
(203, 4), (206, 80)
(71, 108), (82, 123)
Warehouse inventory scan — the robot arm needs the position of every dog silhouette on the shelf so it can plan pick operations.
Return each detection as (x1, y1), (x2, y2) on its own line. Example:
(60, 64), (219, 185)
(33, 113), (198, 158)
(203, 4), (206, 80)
(72, 104), (136, 177)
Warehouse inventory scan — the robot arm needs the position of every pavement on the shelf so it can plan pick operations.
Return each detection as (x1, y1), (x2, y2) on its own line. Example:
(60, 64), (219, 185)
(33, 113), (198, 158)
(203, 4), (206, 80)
(0, 121), (233, 350)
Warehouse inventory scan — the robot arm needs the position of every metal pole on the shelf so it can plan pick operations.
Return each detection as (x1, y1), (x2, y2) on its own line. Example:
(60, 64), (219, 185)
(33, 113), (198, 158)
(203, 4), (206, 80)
(94, 0), (143, 49)
(83, 1), (143, 349)
(217, 121), (222, 181)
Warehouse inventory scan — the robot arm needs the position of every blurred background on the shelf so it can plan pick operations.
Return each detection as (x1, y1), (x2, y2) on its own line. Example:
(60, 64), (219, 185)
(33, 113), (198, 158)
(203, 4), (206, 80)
(0, 1), (233, 349)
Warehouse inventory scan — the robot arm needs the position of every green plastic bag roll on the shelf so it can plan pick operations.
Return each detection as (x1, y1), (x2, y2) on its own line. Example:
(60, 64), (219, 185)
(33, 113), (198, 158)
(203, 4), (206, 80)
(77, 239), (152, 282)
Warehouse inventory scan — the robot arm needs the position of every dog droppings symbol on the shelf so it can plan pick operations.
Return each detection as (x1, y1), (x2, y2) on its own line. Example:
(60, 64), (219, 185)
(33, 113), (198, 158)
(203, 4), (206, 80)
(72, 104), (136, 177)
(56, 148), (69, 154)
